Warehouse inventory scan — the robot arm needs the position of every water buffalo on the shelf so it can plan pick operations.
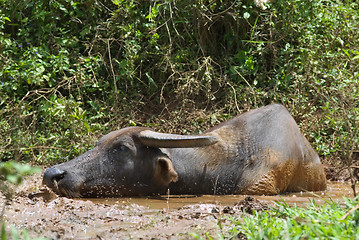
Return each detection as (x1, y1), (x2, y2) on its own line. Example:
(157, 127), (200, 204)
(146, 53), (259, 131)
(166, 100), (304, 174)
(43, 104), (326, 198)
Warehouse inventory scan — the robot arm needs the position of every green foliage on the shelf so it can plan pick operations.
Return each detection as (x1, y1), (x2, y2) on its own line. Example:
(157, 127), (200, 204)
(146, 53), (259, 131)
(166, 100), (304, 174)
(269, 0), (359, 160)
(0, 161), (40, 185)
(237, 198), (359, 239)
(194, 197), (359, 239)
(0, 0), (358, 166)
(0, 161), (39, 200)
(0, 0), (115, 164)
(0, 161), (42, 240)
(1, 225), (47, 240)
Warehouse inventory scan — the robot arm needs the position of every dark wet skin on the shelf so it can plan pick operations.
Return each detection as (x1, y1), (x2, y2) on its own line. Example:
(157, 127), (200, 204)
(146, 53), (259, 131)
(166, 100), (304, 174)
(43, 104), (327, 198)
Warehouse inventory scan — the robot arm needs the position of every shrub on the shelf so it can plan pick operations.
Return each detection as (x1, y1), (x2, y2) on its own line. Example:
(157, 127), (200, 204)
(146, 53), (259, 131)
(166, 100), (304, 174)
(0, 0), (358, 168)
(231, 198), (359, 239)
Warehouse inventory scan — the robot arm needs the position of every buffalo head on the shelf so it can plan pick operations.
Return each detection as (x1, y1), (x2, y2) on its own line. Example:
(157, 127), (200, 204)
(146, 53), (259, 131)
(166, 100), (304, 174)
(42, 127), (217, 198)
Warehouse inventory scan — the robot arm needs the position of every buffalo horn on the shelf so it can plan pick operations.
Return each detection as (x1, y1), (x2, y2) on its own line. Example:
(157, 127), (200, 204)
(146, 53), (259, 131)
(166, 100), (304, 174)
(138, 130), (218, 148)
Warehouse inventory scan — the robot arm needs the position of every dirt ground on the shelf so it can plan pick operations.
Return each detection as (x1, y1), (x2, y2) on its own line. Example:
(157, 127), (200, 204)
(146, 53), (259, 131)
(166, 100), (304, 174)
(1, 171), (353, 240)
(2, 173), (273, 240)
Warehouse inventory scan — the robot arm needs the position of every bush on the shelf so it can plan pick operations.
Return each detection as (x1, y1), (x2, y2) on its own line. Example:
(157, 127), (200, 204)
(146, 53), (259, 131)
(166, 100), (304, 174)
(217, 197), (359, 239)
(0, 0), (115, 164)
(0, 0), (358, 168)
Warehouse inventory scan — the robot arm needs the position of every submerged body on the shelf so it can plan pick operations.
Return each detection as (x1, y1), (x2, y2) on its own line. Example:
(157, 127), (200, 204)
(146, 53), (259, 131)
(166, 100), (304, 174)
(43, 104), (326, 197)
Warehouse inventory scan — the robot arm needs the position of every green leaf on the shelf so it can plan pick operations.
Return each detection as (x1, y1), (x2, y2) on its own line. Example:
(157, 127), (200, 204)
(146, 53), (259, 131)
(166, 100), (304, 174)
(0, 161), (40, 186)
(6, 175), (20, 185)
(243, 12), (250, 19)
(146, 72), (157, 88)
(10, 226), (20, 240)
(1, 222), (6, 240)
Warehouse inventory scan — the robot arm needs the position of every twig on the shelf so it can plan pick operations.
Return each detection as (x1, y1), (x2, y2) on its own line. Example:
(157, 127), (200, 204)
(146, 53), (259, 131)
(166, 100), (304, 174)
(340, 204), (359, 221)
(168, 1), (180, 37)
(107, 39), (119, 108)
(349, 167), (357, 197)
(233, 68), (262, 107)
(227, 82), (240, 113)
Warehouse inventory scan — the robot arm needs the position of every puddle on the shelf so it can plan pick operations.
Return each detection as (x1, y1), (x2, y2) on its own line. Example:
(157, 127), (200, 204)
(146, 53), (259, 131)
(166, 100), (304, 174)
(3, 174), (356, 239)
(87, 181), (353, 209)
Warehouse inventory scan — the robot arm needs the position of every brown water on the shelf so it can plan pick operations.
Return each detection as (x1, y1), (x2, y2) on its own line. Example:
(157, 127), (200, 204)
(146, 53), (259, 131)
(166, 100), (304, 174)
(5, 176), (355, 239)
(88, 181), (353, 209)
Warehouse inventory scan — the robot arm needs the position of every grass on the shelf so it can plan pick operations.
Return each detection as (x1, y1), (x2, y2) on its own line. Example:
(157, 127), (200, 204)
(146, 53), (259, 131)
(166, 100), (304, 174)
(194, 197), (359, 239)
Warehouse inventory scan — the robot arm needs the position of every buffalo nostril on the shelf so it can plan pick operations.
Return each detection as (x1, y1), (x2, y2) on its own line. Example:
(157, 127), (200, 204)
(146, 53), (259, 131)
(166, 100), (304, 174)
(43, 167), (65, 188)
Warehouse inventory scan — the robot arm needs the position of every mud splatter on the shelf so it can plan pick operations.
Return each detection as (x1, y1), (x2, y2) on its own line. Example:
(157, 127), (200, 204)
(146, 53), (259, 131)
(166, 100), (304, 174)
(1, 173), (354, 239)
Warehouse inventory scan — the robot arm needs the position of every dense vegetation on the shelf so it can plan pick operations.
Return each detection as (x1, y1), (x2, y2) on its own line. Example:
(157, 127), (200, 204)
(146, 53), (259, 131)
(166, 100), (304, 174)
(194, 197), (359, 239)
(1, 0), (358, 173)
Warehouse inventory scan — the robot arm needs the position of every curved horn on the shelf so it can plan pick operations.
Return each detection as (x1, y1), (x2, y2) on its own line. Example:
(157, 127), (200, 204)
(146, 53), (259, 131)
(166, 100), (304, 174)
(138, 130), (218, 148)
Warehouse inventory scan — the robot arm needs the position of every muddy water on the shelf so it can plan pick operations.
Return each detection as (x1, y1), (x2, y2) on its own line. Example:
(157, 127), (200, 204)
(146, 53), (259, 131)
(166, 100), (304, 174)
(3, 175), (355, 239)
(88, 181), (353, 209)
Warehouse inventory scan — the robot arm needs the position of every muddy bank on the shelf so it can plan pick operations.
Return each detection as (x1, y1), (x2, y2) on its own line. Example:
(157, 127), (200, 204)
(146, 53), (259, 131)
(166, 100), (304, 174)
(3, 194), (268, 239)
(2, 173), (353, 239)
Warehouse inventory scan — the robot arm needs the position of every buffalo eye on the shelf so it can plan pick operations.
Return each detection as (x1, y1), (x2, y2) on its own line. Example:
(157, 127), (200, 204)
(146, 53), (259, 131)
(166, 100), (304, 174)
(110, 143), (128, 154)
(108, 145), (130, 162)
(108, 137), (136, 159)
(117, 144), (128, 151)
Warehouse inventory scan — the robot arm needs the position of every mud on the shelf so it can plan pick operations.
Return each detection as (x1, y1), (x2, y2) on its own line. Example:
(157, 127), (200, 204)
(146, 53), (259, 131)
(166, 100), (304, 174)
(1, 173), (354, 239)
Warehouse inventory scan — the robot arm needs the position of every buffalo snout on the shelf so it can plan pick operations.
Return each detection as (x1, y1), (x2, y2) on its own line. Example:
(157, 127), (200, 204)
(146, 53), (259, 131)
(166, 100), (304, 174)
(43, 167), (65, 189)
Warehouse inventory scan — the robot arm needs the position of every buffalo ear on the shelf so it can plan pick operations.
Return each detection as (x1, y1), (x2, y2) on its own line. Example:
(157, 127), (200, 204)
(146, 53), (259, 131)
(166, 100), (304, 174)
(138, 130), (218, 148)
(153, 157), (178, 187)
